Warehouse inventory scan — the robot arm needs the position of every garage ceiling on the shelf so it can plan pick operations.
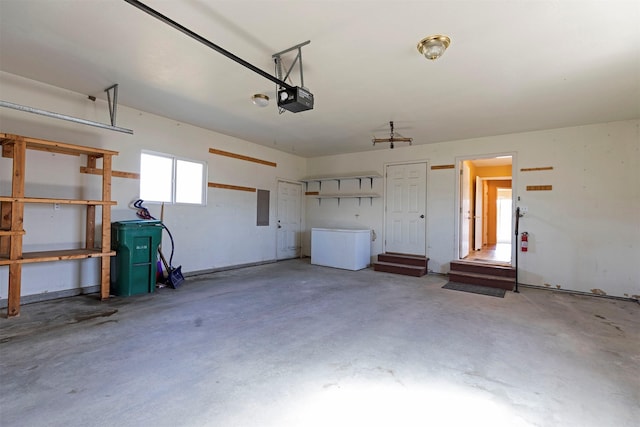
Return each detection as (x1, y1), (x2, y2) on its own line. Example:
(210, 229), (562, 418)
(1, 0), (639, 157)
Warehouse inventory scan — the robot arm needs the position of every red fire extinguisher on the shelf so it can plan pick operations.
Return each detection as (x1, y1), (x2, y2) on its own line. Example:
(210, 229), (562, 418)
(521, 232), (529, 252)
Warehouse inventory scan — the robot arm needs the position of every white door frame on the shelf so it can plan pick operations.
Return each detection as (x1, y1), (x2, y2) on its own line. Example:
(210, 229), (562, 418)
(276, 179), (303, 260)
(383, 160), (428, 255)
(460, 161), (472, 258)
(454, 153), (517, 264)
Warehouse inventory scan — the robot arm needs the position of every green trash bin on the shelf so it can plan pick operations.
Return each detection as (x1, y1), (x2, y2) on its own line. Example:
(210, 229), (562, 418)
(110, 220), (163, 296)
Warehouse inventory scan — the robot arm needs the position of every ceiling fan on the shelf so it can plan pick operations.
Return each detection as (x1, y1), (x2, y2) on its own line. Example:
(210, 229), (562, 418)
(372, 121), (413, 149)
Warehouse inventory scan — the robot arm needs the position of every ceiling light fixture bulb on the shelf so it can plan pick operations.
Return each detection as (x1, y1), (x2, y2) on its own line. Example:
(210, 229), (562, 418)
(251, 93), (269, 107)
(417, 34), (451, 60)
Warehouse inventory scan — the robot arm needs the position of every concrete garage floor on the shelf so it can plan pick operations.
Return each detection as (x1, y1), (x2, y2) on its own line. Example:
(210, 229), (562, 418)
(1, 259), (638, 427)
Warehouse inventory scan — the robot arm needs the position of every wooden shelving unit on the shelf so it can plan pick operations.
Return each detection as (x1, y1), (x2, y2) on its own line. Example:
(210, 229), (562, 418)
(0, 133), (118, 317)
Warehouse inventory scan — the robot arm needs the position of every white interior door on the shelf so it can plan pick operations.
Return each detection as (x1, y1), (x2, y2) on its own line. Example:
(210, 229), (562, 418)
(277, 181), (302, 260)
(385, 163), (427, 256)
(460, 162), (471, 258)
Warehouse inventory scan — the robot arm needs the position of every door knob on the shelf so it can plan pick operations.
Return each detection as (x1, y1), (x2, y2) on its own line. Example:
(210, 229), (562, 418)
(420, 214), (425, 218)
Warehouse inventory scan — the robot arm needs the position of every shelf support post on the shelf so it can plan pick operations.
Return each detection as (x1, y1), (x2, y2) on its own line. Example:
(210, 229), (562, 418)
(7, 138), (26, 317)
(86, 205), (96, 249)
(100, 154), (113, 300)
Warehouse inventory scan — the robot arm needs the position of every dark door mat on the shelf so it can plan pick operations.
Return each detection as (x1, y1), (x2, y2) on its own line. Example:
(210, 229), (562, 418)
(442, 281), (506, 298)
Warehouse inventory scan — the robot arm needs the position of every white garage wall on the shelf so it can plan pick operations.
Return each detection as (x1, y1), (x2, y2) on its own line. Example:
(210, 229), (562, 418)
(306, 120), (640, 299)
(0, 72), (306, 301)
(1, 72), (638, 301)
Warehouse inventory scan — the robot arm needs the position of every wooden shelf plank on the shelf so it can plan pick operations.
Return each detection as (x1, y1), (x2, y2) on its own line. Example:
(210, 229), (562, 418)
(208, 182), (256, 192)
(0, 196), (116, 205)
(209, 148), (277, 168)
(0, 229), (26, 236)
(80, 166), (139, 179)
(1, 133), (119, 157)
(0, 249), (115, 266)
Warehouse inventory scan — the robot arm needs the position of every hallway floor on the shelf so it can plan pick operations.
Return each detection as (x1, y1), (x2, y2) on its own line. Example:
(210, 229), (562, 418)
(465, 243), (512, 264)
(1, 259), (638, 427)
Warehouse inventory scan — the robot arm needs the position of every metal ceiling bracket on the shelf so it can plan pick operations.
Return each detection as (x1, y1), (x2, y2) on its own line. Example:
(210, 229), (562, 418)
(105, 84), (119, 127)
(273, 41), (311, 115)
(273, 40), (310, 89)
(0, 100), (134, 135)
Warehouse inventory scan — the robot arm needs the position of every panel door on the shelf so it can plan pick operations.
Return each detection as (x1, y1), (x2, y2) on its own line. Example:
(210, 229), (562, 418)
(385, 163), (427, 256)
(276, 181), (302, 260)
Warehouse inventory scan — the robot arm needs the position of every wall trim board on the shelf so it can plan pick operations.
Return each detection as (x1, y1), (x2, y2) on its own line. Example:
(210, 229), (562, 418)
(80, 166), (140, 179)
(521, 166), (553, 172)
(185, 259), (278, 277)
(209, 148), (277, 168)
(208, 182), (256, 192)
(518, 283), (637, 302)
(431, 164), (455, 170)
(526, 185), (552, 191)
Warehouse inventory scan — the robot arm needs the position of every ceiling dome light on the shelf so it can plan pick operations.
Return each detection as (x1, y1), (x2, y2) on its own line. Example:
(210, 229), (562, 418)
(417, 34), (451, 60)
(251, 93), (269, 107)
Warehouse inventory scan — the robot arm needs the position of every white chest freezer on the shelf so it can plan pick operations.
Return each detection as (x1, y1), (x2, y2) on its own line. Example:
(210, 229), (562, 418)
(311, 228), (371, 271)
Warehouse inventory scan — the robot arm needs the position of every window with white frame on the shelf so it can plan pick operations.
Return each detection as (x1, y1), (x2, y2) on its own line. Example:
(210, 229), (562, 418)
(140, 151), (207, 205)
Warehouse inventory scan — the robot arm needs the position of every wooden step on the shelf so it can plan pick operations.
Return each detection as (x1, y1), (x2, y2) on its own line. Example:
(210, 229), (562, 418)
(378, 253), (429, 267)
(450, 260), (516, 278)
(448, 271), (515, 291)
(373, 261), (426, 277)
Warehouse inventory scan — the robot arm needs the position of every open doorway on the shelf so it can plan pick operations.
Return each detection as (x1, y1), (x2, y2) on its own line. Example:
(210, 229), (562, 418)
(458, 156), (513, 265)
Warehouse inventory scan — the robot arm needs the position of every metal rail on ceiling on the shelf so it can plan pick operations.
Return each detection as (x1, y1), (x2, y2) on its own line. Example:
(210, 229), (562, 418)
(124, 0), (295, 90)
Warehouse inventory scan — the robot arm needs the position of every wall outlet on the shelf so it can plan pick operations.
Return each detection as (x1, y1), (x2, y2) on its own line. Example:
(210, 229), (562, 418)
(53, 203), (60, 211)
(519, 206), (528, 213)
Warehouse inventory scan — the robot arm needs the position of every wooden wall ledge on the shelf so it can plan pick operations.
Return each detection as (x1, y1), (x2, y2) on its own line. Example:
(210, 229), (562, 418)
(209, 148), (277, 168)
(208, 182), (256, 192)
(80, 167), (140, 179)
(526, 185), (553, 191)
(0, 196), (116, 205)
(521, 166), (553, 172)
(1, 133), (118, 158)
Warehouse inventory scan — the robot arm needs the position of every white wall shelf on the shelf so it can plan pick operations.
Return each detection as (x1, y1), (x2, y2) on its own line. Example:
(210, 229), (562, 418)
(313, 192), (381, 206)
(301, 171), (382, 191)
(302, 171), (382, 205)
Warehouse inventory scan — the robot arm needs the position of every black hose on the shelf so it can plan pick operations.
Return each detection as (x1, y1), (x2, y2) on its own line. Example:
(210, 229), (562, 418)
(134, 199), (176, 268)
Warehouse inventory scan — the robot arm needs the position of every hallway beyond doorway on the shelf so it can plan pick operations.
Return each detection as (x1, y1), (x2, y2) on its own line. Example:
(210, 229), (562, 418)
(457, 155), (513, 264)
(464, 243), (511, 264)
